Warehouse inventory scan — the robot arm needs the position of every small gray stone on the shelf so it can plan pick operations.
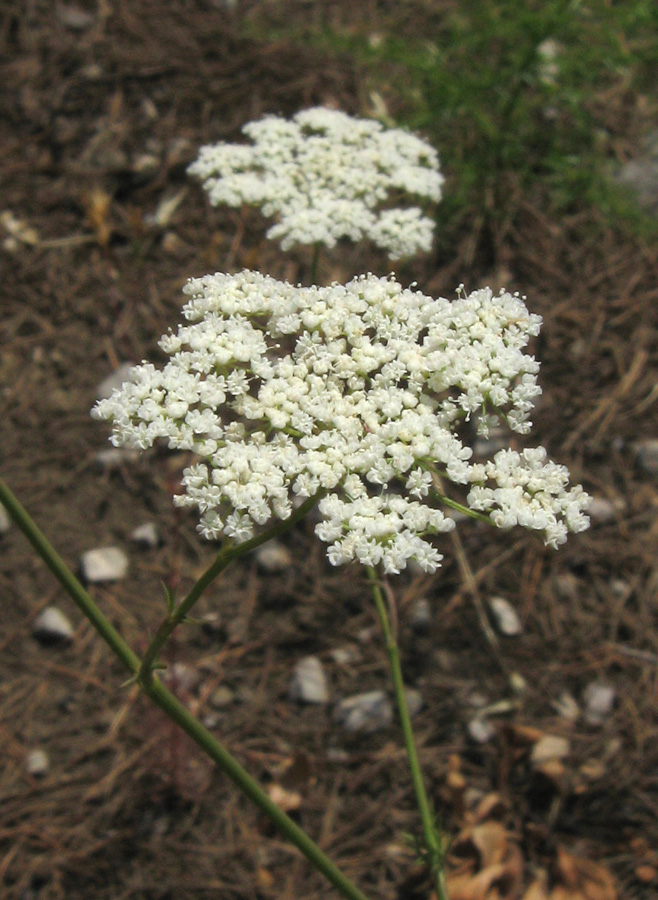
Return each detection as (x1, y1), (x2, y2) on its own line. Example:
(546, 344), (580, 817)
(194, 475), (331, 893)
(410, 597), (432, 632)
(467, 717), (495, 744)
(25, 748), (50, 777)
(81, 546), (128, 582)
(633, 439), (658, 476)
(33, 606), (75, 644)
(95, 363), (136, 401)
(95, 448), (141, 470)
(130, 522), (160, 548)
(161, 662), (199, 694)
(210, 685), (235, 708)
(583, 682), (616, 725)
(587, 496), (624, 524)
(552, 691), (580, 722)
(254, 542), (292, 573)
(330, 647), (357, 665)
(488, 596), (523, 636)
(57, 5), (95, 30)
(0, 502), (10, 534)
(334, 690), (393, 733)
(289, 655), (329, 704)
(404, 687), (423, 718)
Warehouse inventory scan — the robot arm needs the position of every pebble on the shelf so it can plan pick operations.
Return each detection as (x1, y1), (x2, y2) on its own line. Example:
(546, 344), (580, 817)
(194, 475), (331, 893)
(161, 662), (199, 695)
(57, 5), (95, 30)
(32, 606), (75, 644)
(210, 685), (235, 708)
(467, 717), (495, 744)
(95, 448), (141, 470)
(330, 647), (357, 665)
(552, 690), (580, 722)
(583, 682), (616, 725)
(587, 496), (624, 524)
(95, 363), (135, 401)
(25, 748), (50, 777)
(633, 439), (658, 476)
(0, 502), (10, 534)
(410, 597), (432, 632)
(334, 690), (393, 733)
(405, 687), (423, 718)
(289, 655), (329, 704)
(531, 735), (570, 767)
(488, 596), (523, 636)
(201, 612), (222, 636)
(254, 542), (292, 574)
(81, 546), (128, 582)
(130, 522), (160, 548)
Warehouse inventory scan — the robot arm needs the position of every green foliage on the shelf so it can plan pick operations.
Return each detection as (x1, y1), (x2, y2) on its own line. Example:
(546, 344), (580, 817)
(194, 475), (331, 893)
(250, 0), (658, 248)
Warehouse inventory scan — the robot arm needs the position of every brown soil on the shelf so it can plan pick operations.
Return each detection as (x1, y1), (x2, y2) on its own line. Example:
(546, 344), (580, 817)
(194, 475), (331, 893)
(2, 3), (658, 900)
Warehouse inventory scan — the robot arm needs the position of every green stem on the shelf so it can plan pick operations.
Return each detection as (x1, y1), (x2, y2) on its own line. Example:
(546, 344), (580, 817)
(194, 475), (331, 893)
(366, 567), (449, 900)
(0, 477), (371, 900)
(138, 490), (325, 685)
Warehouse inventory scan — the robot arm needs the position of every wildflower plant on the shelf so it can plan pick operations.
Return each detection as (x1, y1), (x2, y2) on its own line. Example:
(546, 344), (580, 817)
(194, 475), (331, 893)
(188, 106), (444, 260)
(1, 106), (590, 900)
(93, 272), (589, 575)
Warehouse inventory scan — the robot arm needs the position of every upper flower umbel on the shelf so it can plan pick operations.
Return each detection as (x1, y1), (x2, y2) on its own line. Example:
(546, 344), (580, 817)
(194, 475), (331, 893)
(92, 272), (590, 574)
(188, 107), (444, 260)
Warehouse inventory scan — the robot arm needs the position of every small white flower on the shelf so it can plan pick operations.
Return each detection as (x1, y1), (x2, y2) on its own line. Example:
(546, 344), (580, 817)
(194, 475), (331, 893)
(93, 271), (590, 572)
(188, 107), (443, 259)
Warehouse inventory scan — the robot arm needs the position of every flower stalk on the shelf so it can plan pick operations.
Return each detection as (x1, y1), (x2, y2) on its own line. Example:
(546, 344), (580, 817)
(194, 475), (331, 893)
(138, 489), (324, 686)
(367, 566), (449, 900)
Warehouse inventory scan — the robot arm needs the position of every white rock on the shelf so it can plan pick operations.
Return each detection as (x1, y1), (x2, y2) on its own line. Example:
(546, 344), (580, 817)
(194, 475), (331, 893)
(81, 546), (128, 582)
(95, 448), (140, 470)
(467, 717), (495, 744)
(405, 687), (423, 718)
(289, 655), (329, 704)
(410, 597), (432, 631)
(583, 682), (616, 725)
(25, 748), (50, 776)
(0, 502), (10, 534)
(334, 690), (393, 733)
(489, 596), (523, 636)
(531, 735), (570, 767)
(254, 541), (292, 573)
(33, 607), (75, 643)
(57, 5), (95, 30)
(161, 662), (199, 694)
(587, 496), (623, 524)
(633, 439), (658, 476)
(95, 363), (136, 401)
(552, 691), (580, 722)
(330, 647), (357, 665)
(210, 685), (235, 708)
(130, 522), (160, 548)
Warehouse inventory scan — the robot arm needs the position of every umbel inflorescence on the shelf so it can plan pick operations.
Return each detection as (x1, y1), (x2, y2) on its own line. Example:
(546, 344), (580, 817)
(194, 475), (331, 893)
(93, 272), (590, 574)
(188, 107), (444, 260)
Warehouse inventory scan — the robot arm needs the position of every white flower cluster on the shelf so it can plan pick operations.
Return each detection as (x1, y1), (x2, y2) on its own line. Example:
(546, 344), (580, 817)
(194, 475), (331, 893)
(188, 107), (443, 259)
(92, 271), (590, 573)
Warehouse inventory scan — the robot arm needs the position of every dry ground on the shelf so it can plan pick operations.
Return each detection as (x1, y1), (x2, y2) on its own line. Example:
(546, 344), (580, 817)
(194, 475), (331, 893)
(1, 3), (658, 899)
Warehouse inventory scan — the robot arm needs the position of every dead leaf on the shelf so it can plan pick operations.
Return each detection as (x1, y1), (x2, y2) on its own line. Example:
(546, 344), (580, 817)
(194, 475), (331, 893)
(553, 847), (617, 900)
(83, 186), (112, 247)
(256, 866), (274, 888)
(522, 872), (550, 899)
(267, 782), (302, 812)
